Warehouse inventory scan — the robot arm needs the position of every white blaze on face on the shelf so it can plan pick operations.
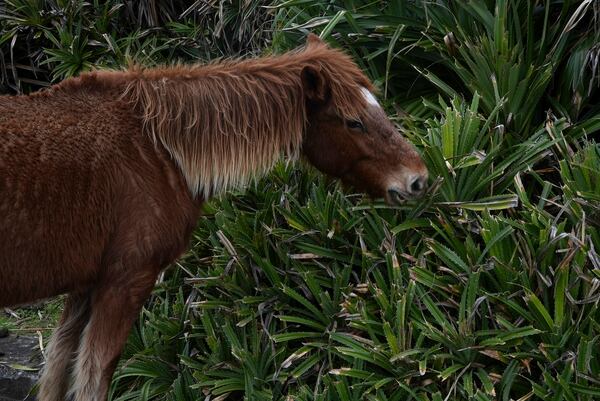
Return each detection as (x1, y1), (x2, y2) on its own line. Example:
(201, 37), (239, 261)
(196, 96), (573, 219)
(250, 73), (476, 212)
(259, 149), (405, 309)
(360, 87), (379, 107)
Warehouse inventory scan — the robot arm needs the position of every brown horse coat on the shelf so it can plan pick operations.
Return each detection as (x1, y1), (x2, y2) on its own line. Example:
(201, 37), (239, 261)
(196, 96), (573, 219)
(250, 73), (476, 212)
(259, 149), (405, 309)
(1, 78), (198, 306)
(0, 35), (427, 400)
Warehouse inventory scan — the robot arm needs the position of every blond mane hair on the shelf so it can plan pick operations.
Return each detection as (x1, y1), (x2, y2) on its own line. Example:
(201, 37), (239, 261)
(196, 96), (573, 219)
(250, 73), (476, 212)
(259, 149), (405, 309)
(124, 37), (374, 198)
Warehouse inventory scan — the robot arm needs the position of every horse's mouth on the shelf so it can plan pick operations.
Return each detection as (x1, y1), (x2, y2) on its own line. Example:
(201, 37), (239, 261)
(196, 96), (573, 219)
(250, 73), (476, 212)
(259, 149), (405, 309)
(386, 188), (411, 205)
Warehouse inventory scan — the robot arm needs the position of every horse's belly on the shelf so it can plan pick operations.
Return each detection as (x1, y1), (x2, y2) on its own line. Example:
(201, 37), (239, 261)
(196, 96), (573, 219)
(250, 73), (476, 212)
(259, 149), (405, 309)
(0, 202), (106, 307)
(0, 237), (102, 307)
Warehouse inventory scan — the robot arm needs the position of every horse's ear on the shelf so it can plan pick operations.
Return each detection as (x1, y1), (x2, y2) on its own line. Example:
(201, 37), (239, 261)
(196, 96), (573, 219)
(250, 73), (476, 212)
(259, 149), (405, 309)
(306, 33), (325, 47)
(301, 65), (329, 104)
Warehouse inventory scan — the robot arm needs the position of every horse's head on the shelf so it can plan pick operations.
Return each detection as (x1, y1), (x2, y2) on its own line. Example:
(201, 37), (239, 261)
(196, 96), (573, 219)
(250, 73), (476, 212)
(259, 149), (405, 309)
(300, 35), (428, 204)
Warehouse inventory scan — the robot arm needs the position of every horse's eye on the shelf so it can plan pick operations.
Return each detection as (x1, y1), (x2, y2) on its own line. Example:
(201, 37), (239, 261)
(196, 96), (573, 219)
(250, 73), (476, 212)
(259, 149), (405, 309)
(346, 119), (364, 131)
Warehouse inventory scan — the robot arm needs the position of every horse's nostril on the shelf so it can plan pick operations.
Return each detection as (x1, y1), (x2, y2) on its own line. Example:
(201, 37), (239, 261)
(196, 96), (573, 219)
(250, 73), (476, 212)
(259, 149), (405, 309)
(409, 175), (426, 194)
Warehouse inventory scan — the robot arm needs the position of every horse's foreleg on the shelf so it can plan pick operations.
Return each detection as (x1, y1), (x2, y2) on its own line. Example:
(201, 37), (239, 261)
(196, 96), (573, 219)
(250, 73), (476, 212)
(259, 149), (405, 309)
(38, 292), (90, 401)
(68, 269), (158, 401)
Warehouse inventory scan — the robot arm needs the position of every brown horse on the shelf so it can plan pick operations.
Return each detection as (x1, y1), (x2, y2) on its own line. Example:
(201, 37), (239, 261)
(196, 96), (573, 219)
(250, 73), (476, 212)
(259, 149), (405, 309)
(0, 34), (427, 401)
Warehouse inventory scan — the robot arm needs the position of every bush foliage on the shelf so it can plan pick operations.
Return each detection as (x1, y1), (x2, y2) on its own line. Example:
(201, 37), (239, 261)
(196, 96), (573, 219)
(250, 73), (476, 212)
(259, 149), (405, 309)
(2, 1), (600, 400)
(0, 0), (275, 92)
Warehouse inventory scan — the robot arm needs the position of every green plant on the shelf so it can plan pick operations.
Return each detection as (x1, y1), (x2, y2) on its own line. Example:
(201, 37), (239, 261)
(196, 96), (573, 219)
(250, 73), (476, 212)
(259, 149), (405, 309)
(0, 0), (276, 93)
(3, 1), (600, 400)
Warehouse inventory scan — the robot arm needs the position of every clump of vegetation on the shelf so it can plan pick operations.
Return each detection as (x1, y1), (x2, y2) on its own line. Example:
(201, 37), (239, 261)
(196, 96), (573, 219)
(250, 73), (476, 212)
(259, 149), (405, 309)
(0, 0), (275, 92)
(2, 1), (599, 400)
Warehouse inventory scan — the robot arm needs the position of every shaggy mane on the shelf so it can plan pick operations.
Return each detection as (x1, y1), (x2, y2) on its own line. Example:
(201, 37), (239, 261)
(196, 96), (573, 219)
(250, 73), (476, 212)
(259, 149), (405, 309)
(121, 39), (374, 198)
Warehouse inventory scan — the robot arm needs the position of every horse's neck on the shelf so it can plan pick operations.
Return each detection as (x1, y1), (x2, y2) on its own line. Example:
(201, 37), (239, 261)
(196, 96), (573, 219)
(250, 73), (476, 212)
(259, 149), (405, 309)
(128, 68), (307, 199)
